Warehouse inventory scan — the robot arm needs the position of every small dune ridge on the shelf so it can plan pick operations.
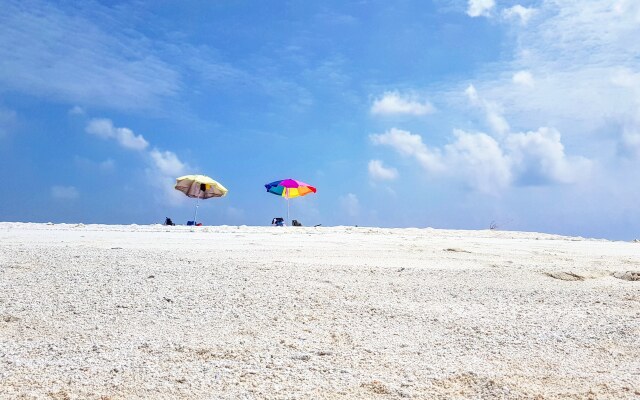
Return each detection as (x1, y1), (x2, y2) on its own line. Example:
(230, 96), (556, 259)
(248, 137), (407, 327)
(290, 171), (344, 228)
(613, 271), (640, 281)
(544, 270), (639, 281)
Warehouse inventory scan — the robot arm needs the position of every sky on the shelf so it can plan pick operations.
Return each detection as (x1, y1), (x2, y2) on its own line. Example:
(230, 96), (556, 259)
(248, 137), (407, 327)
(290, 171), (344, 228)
(1, 0), (639, 240)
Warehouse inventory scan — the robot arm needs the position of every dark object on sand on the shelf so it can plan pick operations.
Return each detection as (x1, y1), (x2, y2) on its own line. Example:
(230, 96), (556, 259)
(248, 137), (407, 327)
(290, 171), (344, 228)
(292, 220), (302, 226)
(272, 217), (285, 227)
(164, 217), (175, 226)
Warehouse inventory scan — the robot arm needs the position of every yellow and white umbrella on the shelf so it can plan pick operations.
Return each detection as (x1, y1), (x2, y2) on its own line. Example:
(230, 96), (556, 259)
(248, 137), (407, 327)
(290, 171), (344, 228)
(174, 174), (228, 225)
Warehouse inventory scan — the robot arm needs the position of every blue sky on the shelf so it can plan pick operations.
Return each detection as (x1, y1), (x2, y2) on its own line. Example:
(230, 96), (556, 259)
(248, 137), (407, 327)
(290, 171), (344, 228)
(1, 0), (639, 239)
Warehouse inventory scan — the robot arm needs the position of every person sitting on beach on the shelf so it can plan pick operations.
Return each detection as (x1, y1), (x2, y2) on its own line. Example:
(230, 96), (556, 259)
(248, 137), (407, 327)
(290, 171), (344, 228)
(164, 217), (175, 226)
(271, 217), (285, 227)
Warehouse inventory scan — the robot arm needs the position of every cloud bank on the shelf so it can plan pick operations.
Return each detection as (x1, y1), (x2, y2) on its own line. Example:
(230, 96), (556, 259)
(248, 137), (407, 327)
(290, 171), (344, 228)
(85, 118), (188, 204)
(371, 101), (591, 193)
(371, 75), (594, 191)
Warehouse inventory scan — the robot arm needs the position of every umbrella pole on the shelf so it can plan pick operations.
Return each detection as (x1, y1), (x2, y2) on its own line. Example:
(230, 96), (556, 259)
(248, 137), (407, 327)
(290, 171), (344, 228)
(193, 196), (200, 225)
(286, 188), (290, 225)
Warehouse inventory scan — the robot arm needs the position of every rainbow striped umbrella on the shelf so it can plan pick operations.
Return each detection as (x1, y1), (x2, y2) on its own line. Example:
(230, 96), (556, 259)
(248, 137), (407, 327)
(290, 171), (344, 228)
(265, 178), (316, 224)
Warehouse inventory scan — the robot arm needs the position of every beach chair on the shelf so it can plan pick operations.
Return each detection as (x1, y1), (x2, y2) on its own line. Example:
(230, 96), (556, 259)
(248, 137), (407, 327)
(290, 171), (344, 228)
(292, 220), (302, 226)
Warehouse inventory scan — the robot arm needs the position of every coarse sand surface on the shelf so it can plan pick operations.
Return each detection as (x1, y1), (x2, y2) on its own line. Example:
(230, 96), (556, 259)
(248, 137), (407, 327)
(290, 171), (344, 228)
(1, 223), (639, 399)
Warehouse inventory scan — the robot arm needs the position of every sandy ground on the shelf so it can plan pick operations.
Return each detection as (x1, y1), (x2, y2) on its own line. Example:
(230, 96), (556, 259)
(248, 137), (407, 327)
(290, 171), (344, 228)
(0, 222), (639, 399)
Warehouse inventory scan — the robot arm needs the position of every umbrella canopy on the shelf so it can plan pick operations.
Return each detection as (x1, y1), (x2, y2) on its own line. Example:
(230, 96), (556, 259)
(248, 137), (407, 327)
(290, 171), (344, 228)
(175, 174), (228, 225)
(175, 174), (228, 199)
(265, 178), (316, 198)
(265, 178), (316, 224)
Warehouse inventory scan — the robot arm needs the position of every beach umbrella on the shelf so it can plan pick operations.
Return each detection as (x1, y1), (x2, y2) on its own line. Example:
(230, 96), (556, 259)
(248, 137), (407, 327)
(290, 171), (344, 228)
(265, 178), (316, 224)
(175, 174), (228, 225)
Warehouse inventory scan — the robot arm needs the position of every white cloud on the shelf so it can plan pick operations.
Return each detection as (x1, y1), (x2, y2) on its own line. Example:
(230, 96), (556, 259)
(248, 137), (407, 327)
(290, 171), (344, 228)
(145, 148), (190, 206)
(621, 128), (640, 158)
(68, 106), (85, 115)
(371, 128), (423, 156)
(99, 159), (115, 172)
(506, 127), (591, 185)
(503, 5), (536, 24)
(467, 0), (495, 17)
(86, 118), (149, 151)
(465, 84), (479, 104)
(370, 128), (444, 172)
(146, 170), (187, 206)
(371, 91), (435, 116)
(373, 83), (593, 193)
(368, 159), (398, 180)
(465, 85), (510, 136)
(86, 119), (114, 139)
(445, 130), (512, 191)
(51, 185), (79, 200)
(525, 3), (640, 68)
(362, 0), (639, 235)
(485, 103), (510, 137)
(452, 0), (640, 202)
(117, 129), (149, 151)
(610, 69), (640, 159)
(614, 0), (640, 23)
(467, 1), (640, 140)
(372, 125), (589, 192)
(0, 1), (180, 111)
(339, 193), (360, 218)
(512, 70), (534, 87)
(149, 149), (187, 177)
(611, 68), (640, 89)
(85, 117), (190, 205)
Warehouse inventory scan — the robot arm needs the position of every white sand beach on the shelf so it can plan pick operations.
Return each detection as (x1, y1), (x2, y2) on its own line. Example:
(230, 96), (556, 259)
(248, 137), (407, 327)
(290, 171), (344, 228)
(0, 222), (638, 399)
